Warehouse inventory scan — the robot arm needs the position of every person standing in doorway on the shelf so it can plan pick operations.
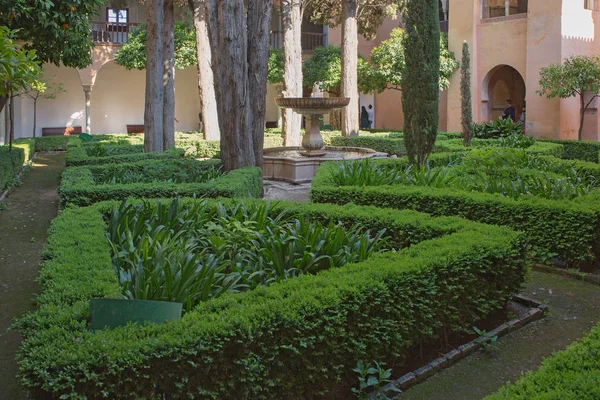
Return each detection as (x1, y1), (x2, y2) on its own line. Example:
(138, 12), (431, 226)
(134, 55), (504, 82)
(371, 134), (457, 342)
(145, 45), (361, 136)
(502, 100), (516, 122)
(360, 106), (370, 129)
(367, 104), (374, 129)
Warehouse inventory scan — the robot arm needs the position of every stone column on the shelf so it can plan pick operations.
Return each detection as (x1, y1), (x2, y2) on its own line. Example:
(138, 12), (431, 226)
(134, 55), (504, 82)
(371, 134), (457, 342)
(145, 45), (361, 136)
(300, 114), (325, 157)
(276, 84), (284, 128)
(505, 0), (510, 16)
(83, 84), (93, 134)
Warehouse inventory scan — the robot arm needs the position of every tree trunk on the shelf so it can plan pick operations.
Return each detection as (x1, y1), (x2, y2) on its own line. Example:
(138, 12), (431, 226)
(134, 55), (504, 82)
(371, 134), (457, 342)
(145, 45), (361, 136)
(579, 94), (585, 141)
(247, 0), (274, 168)
(190, 0), (221, 140)
(281, 0), (302, 147)
(341, 0), (359, 137)
(0, 95), (7, 116)
(33, 98), (37, 138)
(9, 92), (14, 152)
(206, 0), (256, 171)
(163, 0), (176, 149)
(144, 0), (165, 153)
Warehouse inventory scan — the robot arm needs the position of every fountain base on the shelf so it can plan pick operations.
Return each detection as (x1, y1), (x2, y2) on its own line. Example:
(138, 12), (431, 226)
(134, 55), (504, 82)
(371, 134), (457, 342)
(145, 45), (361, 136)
(263, 146), (386, 184)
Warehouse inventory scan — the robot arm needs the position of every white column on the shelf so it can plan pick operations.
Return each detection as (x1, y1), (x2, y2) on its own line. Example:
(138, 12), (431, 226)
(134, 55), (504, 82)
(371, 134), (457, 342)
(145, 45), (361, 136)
(276, 84), (284, 128)
(505, 0), (510, 16)
(83, 84), (93, 134)
(441, 0), (448, 20)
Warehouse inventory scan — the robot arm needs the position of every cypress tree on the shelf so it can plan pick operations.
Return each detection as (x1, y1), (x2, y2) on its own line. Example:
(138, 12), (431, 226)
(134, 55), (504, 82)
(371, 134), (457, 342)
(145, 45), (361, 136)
(401, 0), (440, 166)
(461, 41), (473, 147)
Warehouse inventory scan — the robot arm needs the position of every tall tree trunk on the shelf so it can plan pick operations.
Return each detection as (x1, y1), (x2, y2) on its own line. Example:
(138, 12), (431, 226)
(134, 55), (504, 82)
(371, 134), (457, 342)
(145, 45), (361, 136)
(33, 98), (37, 138)
(144, 0), (165, 153)
(9, 92), (14, 152)
(247, 0), (274, 167)
(190, 0), (221, 140)
(281, 0), (302, 147)
(341, 0), (359, 137)
(579, 94), (585, 141)
(206, 0), (256, 171)
(0, 95), (7, 116)
(163, 0), (176, 149)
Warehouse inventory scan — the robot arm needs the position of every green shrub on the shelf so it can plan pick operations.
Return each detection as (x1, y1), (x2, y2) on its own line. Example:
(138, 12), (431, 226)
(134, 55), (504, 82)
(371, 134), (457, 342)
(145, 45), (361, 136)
(66, 145), (184, 166)
(33, 136), (70, 151)
(59, 159), (262, 206)
(108, 199), (386, 311)
(330, 136), (406, 156)
(312, 153), (600, 265)
(0, 145), (25, 189)
(486, 323), (600, 400)
(538, 138), (600, 163)
(474, 118), (524, 138)
(16, 199), (527, 398)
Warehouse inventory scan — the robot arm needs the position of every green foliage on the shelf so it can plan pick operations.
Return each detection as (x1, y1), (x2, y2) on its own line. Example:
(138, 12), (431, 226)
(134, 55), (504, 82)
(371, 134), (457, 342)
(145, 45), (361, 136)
(402, 0), (440, 166)
(360, 29), (458, 94)
(312, 152), (600, 265)
(0, 27), (41, 99)
(331, 135), (406, 156)
(474, 118), (524, 139)
(66, 144), (184, 167)
(108, 199), (386, 311)
(538, 55), (600, 140)
(115, 23), (197, 70)
(539, 138), (600, 163)
(59, 159), (262, 206)
(486, 323), (600, 400)
(303, 46), (369, 95)
(461, 41), (473, 147)
(267, 49), (284, 85)
(0, 145), (25, 190)
(352, 360), (399, 399)
(473, 326), (499, 353)
(15, 199), (526, 398)
(0, 0), (105, 68)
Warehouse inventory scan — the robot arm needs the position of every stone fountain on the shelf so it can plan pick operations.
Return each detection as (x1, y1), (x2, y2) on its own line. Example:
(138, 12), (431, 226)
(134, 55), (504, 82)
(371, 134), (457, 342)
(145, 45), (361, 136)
(263, 97), (384, 184)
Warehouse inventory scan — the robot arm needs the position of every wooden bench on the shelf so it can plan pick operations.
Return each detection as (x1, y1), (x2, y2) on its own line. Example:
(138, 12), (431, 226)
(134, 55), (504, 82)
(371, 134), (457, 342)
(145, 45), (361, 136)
(41, 126), (82, 136)
(127, 125), (145, 134)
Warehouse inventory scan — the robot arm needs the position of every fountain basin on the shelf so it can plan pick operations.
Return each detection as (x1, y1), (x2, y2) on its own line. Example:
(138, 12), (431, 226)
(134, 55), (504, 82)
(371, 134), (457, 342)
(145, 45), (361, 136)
(263, 146), (386, 184)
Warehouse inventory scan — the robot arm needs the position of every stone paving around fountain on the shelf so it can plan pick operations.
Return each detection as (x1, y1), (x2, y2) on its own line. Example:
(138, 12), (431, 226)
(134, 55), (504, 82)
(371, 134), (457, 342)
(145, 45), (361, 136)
(263, 180), (311, 203)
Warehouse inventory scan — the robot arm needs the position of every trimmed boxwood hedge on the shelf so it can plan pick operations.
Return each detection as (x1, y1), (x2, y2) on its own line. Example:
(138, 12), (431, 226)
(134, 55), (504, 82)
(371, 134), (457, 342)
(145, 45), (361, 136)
(15, 199), (527, 398)
(486, 322), (600, 400)
(59, 159), (262, 206)
(331, 135), (407, 156)
(66, 144), (184, 166)
(0, 145), (27, 189)
(311, 155), (600, 265)
(538, 138), (600, 163)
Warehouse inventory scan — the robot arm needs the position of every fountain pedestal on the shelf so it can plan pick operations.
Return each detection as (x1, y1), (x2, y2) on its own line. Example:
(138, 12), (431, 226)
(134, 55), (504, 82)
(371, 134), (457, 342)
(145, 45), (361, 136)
(300, 114), (326, 157)
(264, 97), (386, 184)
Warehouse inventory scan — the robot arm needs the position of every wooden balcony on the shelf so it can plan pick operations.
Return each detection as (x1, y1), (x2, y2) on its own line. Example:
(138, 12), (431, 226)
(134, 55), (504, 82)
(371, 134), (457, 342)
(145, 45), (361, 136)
(92, 22), (141, 44)
(270, 31), (327, 51)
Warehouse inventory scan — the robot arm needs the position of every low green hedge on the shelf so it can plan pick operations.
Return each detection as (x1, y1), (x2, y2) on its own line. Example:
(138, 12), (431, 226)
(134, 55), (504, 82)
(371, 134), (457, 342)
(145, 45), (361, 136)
(16, 199), (527, 398)
(59, 159), (262, 206)
(538, 138), (600, 163)
(0, 145), (26, 189)
(331, 135), (406, 156)
(33, 136), (71, 151)
(66, 145), (184, 166)
(311, 156), (600, 265)
(486, 322), (600, 400)
(432, 139), (564, 158)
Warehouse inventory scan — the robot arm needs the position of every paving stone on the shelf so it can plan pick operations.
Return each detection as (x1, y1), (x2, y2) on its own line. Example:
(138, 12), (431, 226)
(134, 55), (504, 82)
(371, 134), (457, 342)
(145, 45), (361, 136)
(488, 323), (509, 338)
(443, 349), (462, 365)
(507, 318), (522, 330)
(521, 308), (543, 325)
(538, 304), (549, 314)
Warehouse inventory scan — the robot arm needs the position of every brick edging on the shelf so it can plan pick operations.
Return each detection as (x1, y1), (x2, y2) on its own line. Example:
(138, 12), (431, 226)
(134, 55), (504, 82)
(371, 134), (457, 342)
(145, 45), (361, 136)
(379, 296), (547, 397)
(533, 263), (600, 286)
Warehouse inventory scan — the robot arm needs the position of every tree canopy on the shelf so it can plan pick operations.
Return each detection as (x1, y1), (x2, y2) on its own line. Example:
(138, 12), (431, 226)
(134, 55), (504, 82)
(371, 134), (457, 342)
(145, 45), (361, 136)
(538, 55), (600, 140)
(0, 0), (105, 69)
(267, 49), (285, 85)
(303, 46), (369, 95)
(307, 0), (403, 40)
(359, 28), (458, 94)
(115, 23), (197, 70)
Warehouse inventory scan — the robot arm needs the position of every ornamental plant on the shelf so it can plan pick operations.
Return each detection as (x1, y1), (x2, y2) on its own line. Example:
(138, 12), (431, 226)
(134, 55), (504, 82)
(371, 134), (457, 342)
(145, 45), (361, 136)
(538, 55), (600, 140)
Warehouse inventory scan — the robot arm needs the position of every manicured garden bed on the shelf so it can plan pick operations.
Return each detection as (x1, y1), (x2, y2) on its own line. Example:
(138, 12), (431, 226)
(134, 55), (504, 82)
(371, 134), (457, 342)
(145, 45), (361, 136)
(16, 199), (527, 398)
(65, 142), (184, 166)
(311, 148), (600, 266)
(59, 159), (262, 206)
(485, 322), (600, 400)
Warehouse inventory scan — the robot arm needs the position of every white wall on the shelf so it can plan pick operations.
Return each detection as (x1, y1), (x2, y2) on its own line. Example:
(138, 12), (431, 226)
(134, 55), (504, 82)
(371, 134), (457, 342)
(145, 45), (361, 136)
(91, 62), (201, 134)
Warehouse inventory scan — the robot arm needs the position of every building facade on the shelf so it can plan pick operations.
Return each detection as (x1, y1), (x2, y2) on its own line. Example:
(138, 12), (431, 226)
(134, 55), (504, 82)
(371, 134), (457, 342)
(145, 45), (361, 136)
(2, 0), (600, 141)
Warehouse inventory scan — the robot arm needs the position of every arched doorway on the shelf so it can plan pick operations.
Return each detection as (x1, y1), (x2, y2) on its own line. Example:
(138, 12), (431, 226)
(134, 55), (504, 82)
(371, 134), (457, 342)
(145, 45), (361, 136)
(482, 65), (526, 122)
